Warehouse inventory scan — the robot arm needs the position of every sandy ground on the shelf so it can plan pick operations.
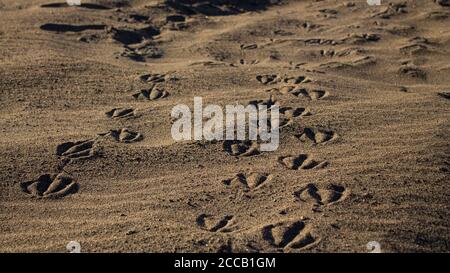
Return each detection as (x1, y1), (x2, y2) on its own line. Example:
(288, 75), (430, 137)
(0, 0), (449, 253)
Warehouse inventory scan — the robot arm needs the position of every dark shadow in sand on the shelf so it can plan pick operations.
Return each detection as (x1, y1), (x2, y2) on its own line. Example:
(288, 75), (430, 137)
(164, 0), (278, 16)
(40, 2), (111, 9)
(438, 92), (450, 100)
(129, 14), (150, 22)
(110, 26), (160, 45)
(40, 23), (106, 32)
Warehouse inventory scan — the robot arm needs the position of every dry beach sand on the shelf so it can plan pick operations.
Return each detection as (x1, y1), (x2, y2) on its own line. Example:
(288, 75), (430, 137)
(0, 0), (449, 252)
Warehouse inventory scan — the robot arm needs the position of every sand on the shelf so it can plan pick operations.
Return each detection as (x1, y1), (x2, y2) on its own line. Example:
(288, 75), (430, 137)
(0, 0), (449, 253)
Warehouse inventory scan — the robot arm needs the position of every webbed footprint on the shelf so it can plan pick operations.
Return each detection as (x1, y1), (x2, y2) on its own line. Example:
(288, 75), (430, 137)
(262, 220), (318, 250)
(297, 127), (337, 144)
(294, 183), (347, 206)
(56, 139), (98, 159)
(256, 75), (309, 85)
(132, 88), (169, 100)
(223, 140), (259, 157)
(280, 107), (311, 118)
(139, 73), (167, 84)
(20, 173), (78, 199)
(196, 214), (235, 232)
(105, 108), (136, 119)
(291, 88), (328, 100)
(278, 154), (327, 170)
(222, 172), (272, 190)
(100, 128), (143, 143)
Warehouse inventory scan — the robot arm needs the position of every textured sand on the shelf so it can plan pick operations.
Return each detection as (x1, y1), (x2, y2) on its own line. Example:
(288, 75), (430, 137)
(0, 0), (449, 252)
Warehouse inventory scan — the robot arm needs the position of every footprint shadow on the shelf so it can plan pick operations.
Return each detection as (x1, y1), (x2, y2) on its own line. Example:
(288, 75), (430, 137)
(40, 23), (106, 32)
(165, 0), (277, 16)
